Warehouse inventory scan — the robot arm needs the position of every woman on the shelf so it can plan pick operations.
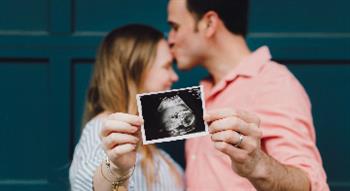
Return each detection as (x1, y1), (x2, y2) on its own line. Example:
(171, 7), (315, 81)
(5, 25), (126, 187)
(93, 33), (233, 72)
(69, 24), (183, 191)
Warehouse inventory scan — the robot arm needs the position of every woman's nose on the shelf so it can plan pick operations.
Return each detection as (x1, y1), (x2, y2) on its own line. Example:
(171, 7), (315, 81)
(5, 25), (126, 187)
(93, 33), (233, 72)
(171, 69), (179, 82)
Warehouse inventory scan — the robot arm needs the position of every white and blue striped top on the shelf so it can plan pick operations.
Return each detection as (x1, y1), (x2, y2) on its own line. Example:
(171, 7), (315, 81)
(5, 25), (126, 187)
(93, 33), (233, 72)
(69, 116), (184, 191)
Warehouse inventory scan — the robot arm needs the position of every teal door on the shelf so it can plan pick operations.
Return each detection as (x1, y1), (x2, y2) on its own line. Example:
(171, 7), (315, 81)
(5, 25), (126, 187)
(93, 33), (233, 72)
(0, 0), (349, 190)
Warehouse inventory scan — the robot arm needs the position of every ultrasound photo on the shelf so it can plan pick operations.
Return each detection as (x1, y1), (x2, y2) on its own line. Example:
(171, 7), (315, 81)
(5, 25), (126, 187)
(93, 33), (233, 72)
(136, 86), (208, 144)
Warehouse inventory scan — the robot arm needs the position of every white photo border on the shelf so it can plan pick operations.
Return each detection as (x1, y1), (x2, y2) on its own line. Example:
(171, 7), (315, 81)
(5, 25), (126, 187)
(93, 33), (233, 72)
(136, 85), (208, 145)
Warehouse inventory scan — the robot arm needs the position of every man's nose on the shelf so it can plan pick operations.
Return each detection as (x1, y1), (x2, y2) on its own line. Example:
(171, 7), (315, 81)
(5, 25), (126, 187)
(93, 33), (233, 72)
(167, 31), (175, 48)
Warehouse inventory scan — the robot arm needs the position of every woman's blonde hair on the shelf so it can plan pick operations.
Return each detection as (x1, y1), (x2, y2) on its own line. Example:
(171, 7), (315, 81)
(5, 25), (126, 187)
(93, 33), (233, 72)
(82, 24), (181, 189)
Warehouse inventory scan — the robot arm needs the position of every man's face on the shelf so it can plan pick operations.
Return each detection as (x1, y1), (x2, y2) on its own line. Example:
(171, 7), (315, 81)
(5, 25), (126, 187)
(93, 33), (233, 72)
(160, 101), (196, 136)
(167, 0), (205, 70)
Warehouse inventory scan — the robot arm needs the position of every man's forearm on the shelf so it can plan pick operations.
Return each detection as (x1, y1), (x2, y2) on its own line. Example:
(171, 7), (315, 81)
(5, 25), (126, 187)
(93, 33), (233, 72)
(248, 151), (310, 191)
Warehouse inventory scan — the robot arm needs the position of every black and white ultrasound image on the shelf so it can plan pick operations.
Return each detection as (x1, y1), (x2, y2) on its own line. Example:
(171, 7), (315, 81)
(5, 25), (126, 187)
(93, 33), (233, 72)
(139, 87), (206, 141)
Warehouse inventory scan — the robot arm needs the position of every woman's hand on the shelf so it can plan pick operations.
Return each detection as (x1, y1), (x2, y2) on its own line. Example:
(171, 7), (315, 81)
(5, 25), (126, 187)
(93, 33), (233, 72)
(100, 112), (143, 175)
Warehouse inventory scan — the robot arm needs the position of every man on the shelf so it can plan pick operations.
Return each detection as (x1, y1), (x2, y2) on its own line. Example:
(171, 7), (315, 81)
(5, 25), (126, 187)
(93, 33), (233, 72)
(167, 0), (329, 190)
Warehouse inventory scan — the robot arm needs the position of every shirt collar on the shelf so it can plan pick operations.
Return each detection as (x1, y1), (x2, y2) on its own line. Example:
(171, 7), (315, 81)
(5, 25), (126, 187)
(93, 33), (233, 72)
(224, 45), (272, 81)
(201, 46), (272, 99)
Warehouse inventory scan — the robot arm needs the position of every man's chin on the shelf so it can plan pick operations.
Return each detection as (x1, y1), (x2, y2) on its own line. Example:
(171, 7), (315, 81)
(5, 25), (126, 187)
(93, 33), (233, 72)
(176, 61), (194, 71)
(174, 56), (198, 70)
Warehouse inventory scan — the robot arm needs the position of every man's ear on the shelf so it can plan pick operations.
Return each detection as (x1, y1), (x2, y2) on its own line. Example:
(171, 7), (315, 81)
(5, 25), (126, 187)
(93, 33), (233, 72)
(201, 11), (220, 38)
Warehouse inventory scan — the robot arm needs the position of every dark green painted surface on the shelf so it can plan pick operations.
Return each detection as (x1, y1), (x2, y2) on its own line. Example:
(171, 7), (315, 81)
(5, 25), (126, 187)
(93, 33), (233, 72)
(74, 0), (168, 32)
(250, 0), (350, 33)
(0, 0), (349, 190)
(0, 0), (48, 32)
(72, 61), (93, 148)
(0, 61), (49, 177)
(287, 63), (350, 187)
(0, 60), (50, 190)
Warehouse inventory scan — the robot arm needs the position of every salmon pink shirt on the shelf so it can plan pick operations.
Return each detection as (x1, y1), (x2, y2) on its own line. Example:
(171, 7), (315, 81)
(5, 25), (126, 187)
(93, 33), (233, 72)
(185, 46), (329, 191)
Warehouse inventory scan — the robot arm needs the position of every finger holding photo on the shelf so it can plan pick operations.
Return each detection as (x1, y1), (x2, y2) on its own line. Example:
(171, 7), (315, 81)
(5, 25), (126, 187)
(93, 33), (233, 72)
(100, 112), (143, 174)
(205, 108), (264, 177)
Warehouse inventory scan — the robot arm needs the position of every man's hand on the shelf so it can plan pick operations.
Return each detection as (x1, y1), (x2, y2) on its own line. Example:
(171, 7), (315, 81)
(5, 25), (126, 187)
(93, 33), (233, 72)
(205, 108), (310, 191)
(204, 108), (264, 178)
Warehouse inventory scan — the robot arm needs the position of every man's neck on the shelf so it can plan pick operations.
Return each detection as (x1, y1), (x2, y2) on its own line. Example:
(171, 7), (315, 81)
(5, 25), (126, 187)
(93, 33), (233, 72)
(203, 34), (251, 85)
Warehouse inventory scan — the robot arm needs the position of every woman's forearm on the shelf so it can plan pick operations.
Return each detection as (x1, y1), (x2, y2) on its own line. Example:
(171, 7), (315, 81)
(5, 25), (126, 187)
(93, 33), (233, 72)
(93, 163), (129, 191)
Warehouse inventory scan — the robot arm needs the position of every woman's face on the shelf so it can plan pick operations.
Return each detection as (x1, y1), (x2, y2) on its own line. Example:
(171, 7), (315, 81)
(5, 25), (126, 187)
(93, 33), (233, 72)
(143, 39), (179, 92)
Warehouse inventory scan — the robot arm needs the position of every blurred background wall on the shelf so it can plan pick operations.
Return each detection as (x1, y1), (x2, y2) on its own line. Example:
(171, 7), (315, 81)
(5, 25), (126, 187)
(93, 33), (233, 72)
(0, 0), (349, 190)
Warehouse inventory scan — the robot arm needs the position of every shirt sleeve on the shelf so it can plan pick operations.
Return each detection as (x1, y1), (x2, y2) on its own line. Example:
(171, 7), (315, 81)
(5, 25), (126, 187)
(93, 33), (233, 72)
(69, 119), (106, 191)
(69, 117), (184, 191)
(252, 67), (329, 191)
